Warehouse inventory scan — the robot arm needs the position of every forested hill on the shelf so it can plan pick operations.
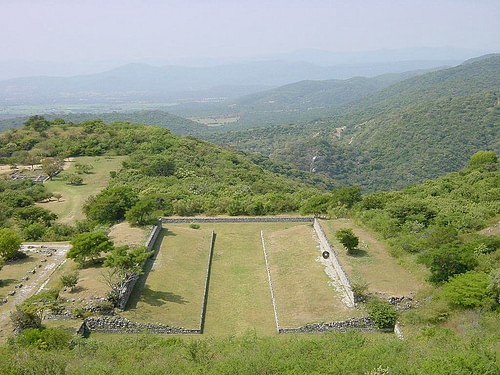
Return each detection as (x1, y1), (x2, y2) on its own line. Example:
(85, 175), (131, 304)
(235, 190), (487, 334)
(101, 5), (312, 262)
(218, 69), (437, 125)
(0, 117), (330, 217)
(0, 110), (206, 135)
(207, 54), (500, 191)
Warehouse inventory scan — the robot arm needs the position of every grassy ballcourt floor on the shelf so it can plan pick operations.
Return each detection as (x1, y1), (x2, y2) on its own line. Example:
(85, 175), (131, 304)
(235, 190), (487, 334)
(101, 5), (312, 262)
(120, 222), (360, 335)
(320, 219), (426, 297)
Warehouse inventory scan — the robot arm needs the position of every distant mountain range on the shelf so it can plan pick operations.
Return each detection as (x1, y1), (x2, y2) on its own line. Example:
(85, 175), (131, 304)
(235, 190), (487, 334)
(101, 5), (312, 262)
(206, 54), (500, 191)
(0, 59), (462, 109)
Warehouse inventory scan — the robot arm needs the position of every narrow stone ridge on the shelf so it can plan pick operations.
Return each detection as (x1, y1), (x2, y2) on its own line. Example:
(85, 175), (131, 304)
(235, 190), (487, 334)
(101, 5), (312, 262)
(161, 216), (314, 224)
(261, 230), (280, 333)
(199, 230), (216, 333)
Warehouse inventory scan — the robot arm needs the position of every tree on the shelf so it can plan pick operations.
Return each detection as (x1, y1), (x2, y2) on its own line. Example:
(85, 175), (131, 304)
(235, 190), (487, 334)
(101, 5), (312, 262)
(441, 271), (492, 308)
(65, 173), (83, 185)
(468, 151), (497, 171)
(426, 244), (477, 284)
(125, 198), (156, 225)
(67, 231), (114, 266)
(41, 158), (63, 180)
(103, 245), (152, 305)
(84, 186), (137, 224)
(23, 115), (50, 132)
(488, 268), (500, 305)
(335, 228), (359, 254)
(0, 228), (22, 260)
(60, 272), (79, 292)
(15, 206), (57, 226)
(53, 193), (62, 202)
(74, 163), (94, 174)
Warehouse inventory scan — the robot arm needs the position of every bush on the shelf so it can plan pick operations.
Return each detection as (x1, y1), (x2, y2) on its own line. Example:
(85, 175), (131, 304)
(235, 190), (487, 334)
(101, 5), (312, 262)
(60, 272), (79, 291)
(10, 307), (42, 331)
(335, 228), (359, 254)
(441, 271), (492, 308)
(9, 327), (73, 350)
(189, 223), (200, 229)
(367, 300), (398, 329)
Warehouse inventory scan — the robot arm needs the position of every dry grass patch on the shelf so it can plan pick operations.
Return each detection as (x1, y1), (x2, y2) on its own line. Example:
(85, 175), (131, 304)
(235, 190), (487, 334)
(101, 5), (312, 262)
(109, 222), (148, 247)
(121, 226), (211, 328)
(43, 259), (111, 303)
(265, 224), (358, 327)
(320, 219), (425, 297)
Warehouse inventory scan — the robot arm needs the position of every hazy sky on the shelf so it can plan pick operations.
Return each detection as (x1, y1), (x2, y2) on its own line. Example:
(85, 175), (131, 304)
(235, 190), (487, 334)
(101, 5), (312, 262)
(0, 0), (499, 63)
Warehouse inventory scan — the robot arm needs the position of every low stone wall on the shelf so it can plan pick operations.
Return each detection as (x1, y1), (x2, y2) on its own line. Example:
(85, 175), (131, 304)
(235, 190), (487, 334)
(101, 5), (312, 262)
(278, 317), (391, 334)
(83, 316), (200, 334)
(117, 223), (162, 310)
(199, 231), (216, 333)
(260, 230), (280, 333)
(313, 219), (355, 307)
(161, 216), (314, 224)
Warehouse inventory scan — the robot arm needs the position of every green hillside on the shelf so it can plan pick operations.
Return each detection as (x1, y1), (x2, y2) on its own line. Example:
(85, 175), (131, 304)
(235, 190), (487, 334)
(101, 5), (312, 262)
(0, 110), (206, 135)
(207, 55), (500, 191)
(0, 117), (328, 223)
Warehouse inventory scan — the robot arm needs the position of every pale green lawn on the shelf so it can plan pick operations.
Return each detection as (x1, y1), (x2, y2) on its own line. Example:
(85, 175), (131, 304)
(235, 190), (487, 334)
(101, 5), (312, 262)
(264, 224), (359, 327)
(320, 219), (426, 297)
(39, 156), (126, 223)
(121, 226), (212, 328)
(202, 223), (277, 336)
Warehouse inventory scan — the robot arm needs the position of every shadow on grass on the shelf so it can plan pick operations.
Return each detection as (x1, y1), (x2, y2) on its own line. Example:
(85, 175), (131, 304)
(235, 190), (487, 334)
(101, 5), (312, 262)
(347, 248), (368, 257)
(68, 285), (86, 293)
(138, 286), (188, 307)
(0, 279), (17, 288)
(125, 229), (184, 310)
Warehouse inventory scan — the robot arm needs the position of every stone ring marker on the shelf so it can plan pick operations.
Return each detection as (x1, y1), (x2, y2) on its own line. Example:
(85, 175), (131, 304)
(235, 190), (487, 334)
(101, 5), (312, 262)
(322, 251), (330, 259)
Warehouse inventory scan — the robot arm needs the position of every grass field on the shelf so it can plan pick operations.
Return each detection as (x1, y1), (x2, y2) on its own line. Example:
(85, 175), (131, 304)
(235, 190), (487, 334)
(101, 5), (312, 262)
(119, 221), (366, 335)
(202, 223), (276, 335)
(320, 219), (426, 297)
(40, 156), (126, 223)
(121, 226), (212, 328)
(264, 224), (359, 327)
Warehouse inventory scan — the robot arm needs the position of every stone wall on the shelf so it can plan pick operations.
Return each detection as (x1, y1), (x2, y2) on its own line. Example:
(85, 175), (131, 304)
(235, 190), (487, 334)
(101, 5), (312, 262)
(260, 230), (280, 333)
(161, 216), (314, 224)
(312, 219), (355, 307)
(278, 317), (391, 334)
(117, 223), (162, 310)
(83, 316), (200, 334)
(199, 230), (215, 333)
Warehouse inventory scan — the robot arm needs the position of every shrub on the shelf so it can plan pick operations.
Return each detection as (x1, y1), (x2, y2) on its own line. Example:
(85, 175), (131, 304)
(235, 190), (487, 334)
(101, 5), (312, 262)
(60, 272), (79, 291)
(367, 300), (398, 329)
(9, 327), (73, 350)
(189, 223), (200, 229)
(335, 228), (359, 254)
(442, 271), (492, 308)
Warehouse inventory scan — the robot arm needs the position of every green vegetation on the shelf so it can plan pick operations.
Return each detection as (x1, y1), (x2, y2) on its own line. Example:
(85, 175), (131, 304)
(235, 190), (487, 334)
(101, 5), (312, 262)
(0, 228), (21, 260)
(67, 231), (114, 266)
(122, 227), (210, 327)
(0, 330), (497, 374)
(335, 228), (359, 254)
(206, 56), (500, 191)
(366, 299), (398, 329)
(60, 272), (79, 292)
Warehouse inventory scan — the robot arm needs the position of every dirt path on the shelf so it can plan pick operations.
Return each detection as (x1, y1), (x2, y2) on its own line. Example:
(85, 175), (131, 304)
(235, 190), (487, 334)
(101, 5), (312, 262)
(0, 244), (70, 340)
